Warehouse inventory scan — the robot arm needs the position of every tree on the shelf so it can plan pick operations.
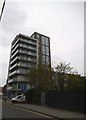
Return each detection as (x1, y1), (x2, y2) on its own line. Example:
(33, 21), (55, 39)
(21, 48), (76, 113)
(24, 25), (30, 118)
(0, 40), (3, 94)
(66, 74), (81, 91)
(79, 76), (86, 91)
(54, 61), (79, 91)
(27, 65), (51, 104)
(28, 67), (38, 88)
(28, 64), (51, 92)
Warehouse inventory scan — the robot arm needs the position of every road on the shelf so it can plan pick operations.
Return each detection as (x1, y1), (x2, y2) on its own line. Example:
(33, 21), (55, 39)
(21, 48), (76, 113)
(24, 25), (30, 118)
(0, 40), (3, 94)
(2, 101), (56, 119)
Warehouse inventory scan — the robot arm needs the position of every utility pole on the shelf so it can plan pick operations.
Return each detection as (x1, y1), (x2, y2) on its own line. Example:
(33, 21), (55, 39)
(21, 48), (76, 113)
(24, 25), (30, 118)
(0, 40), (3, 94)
(0, 0), (6, 21)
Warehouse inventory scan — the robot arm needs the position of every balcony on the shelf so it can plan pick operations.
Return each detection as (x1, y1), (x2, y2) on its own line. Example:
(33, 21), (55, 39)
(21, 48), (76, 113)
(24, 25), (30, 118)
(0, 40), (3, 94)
(19, 49), (27, 54)
(9, 70), (17, 77)
(18, 70), (28, 74)
(12, 38), (19, 49)
(18, 56), (28, 61)
(8, 79), (13, 83)
(11, 44), (19, 54)
(10, 56), (18, 65)
(18, 56), (36, 63)
(27, 52), (36, 56)
(19, 50), (36, 57)
(10, 63), (17, 70)
(11, 50), (19, 59)
(19, 44), (36, 51)
(18, 63), (31, 68)
(7, 86), (12, 90)
(20, 39), (36, 46)
(9, 69), (28, 77)
(28, 58), (36, 63)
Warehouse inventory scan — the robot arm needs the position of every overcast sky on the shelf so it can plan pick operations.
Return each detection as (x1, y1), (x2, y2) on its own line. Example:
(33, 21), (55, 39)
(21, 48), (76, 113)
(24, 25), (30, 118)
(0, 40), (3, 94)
(0, 0), (84, 86)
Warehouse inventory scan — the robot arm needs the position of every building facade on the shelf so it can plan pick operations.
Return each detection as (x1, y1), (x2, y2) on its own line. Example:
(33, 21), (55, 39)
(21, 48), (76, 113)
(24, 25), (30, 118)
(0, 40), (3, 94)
(31, 32), (51, 67)
(7, 32), (51, 98)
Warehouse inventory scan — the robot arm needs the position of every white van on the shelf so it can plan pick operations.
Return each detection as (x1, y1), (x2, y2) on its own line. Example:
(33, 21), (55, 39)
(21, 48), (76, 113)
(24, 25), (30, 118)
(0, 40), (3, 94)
(11, 94), (25, 103)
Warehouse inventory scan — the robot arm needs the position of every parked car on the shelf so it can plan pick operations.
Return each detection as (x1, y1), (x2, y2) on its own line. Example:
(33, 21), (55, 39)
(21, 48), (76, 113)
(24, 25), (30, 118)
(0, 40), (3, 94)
(11, 94), (25, 103)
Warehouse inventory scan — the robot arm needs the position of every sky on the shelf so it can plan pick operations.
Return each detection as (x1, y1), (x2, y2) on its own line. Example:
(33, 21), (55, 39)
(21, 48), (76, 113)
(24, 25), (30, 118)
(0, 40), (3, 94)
(0, 0), (84, 86)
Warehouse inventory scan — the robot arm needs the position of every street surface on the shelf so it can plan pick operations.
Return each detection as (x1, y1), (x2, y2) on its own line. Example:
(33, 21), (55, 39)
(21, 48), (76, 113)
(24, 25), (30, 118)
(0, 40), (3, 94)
(2, 101), (57, 119)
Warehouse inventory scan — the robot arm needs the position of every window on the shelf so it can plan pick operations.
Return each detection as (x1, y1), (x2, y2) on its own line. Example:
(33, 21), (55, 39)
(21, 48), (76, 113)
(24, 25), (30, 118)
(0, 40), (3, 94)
(41, 36), (46, 45)
(46, 46), (49, 55)
(36, 34), (40, 39)
(41, 45), (46, 54)
(42, 55), (46, 64)
(45, 37), (49, 46)
(46, 56), (49, 64)
(18, 75), (25, 81)
(12, 83), (17, 89)
(17, 95), (21, 99)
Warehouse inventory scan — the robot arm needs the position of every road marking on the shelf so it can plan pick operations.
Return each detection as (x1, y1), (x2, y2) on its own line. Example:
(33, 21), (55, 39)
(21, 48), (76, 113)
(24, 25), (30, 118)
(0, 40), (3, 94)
(13, 105), (52, 119)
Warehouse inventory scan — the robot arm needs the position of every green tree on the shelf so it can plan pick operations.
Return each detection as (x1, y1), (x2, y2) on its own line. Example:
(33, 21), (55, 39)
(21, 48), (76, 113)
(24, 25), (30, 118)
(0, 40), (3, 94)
(28, 65), (51, 92)
(79, 76), (86, 91)
(66, 74), (81, 91)
(54, 61), (78, 91)
(28, 67), (38, 88)
(27, 65), (51, 104)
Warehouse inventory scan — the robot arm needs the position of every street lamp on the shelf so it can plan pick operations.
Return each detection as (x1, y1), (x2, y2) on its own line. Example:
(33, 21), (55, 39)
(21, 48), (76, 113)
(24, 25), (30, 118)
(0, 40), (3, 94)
(0, 0), (6, 21)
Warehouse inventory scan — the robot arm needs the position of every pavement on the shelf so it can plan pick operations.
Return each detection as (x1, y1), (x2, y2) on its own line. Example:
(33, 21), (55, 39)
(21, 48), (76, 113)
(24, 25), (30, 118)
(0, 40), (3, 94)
(11, 102), (85, 120)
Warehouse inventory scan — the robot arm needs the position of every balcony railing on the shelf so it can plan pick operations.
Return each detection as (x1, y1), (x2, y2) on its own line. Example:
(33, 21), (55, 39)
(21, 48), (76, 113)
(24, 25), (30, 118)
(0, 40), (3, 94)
(10, 63), (17, 70)
(12, 38), (19, 49)
(19, 50), (36, 56)
(10, 56), (18, 65)
(7, 86), (12, 90)
(20, 39), (36, 46)
(11, 44), (19, 54)
(8, 79), (13, 83)
(18, 56), (36, 62)
(19, 44), (36, 51)
(11, 50), (19, 59)
(9, 69), (28, 77)
(18, 63), (31, 68)
(9, 70), (17, 77)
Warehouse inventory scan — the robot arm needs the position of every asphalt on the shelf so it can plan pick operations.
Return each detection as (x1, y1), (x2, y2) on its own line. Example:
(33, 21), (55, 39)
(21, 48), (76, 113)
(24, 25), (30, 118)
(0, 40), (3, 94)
(11, 102), (85, 120)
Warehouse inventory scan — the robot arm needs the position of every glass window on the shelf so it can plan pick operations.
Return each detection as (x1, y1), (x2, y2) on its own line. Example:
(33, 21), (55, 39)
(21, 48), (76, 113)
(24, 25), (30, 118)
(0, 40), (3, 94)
(41, 45), (46, 54)
(41, 36), (46, 45)
(42, 55), (46, 64)
(45, 37), (49, 46)
(17, 96), (21, 99)
(12, 83), (17, 89)
(46, 46), (49, 55)
(36, 34), (39, 39)
(46, 56), (49, 64)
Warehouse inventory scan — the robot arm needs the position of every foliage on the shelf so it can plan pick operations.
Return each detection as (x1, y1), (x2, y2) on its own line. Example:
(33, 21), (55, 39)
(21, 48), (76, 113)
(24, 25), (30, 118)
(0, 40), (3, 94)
(25, 89), (41, 104)
(53, 61), (79, 91)
(66, 74), (81, 91)
(28, 65), (51, 92)
(27, 61), (86, 94)
(28, 67), (38, 87)
(79, 76), (86, 91)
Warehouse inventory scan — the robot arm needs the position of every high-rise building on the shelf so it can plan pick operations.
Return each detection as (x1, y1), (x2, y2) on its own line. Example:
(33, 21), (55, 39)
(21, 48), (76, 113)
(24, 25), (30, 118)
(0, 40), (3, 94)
(7, 32), (51, 98)
(31, 32), (51, 67)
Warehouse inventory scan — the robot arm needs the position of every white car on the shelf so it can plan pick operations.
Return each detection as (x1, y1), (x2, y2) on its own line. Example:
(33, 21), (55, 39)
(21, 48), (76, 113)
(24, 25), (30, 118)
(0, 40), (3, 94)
(11, 94), (25, 103)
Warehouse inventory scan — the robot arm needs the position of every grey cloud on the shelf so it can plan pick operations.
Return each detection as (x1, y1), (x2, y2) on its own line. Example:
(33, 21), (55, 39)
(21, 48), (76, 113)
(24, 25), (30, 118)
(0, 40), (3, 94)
(1, 63), (8, 85)
(1, 33), (12, 47)
(2, 2), (27, 32)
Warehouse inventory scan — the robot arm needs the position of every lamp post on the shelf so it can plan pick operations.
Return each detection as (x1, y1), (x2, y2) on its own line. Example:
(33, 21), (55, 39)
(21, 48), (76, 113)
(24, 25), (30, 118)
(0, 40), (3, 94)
(0, 0), (6, 21)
